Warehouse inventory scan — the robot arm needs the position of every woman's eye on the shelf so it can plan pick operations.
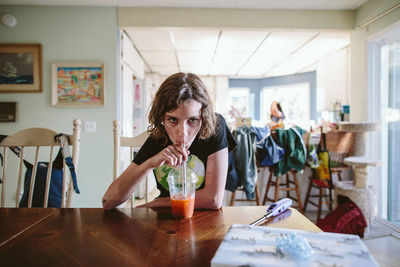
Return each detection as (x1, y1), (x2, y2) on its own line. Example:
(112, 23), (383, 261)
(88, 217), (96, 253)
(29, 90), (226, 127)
(189, 118), (200, 124)
(167, 117), (177, 123)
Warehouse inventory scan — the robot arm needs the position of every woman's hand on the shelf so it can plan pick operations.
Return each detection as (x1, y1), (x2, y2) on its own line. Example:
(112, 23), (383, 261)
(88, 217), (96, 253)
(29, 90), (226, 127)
(148, 143), (190, 168)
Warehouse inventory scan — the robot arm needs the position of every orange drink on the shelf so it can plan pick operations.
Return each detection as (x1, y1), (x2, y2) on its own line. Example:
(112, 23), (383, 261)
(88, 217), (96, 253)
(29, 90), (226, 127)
(170, 194), (195, 219)
(167, 164), (198, 220)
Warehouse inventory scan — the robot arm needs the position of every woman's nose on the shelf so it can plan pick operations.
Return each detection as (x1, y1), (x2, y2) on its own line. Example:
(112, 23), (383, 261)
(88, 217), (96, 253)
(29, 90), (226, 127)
(178, 122), (188, 143)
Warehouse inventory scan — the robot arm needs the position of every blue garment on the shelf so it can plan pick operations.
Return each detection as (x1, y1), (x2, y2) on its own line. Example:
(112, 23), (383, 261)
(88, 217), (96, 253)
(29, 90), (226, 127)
(225, 150), (239, 193)
(251, 126), (285, 167)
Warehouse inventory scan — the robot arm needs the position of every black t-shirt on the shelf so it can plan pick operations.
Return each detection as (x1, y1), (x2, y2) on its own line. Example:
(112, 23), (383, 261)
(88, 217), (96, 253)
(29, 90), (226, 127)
(133, 113), (237, 197)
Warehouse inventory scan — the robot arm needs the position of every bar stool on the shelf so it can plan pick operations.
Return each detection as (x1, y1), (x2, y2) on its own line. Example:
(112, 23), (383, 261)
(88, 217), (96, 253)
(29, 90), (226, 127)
(262, 167), (303, 213)
(230, 184), (260, 206)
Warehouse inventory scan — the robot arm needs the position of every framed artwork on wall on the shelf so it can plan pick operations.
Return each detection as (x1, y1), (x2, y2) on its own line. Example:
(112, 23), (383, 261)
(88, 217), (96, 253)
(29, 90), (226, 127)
(0, 43), (42, 93)
(52, 62), (105, 107)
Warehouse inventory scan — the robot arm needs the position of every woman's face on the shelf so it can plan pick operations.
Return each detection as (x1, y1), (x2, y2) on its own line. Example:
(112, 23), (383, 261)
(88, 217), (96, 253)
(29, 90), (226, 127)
(271, 101), (282, 117)
(163, 100), (203, 148)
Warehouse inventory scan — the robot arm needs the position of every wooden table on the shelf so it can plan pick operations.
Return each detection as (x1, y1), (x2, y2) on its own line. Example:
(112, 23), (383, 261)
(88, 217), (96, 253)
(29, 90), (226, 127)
(0, 206), (320, 266)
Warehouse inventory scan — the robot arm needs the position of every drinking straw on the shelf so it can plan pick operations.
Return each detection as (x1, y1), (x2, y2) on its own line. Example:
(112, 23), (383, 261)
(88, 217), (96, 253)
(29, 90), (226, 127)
(181, 143), (186, 197)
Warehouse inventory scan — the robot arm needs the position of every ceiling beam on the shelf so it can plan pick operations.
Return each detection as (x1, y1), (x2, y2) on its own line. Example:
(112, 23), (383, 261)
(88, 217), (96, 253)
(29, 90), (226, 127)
(118, 7), (354, 30)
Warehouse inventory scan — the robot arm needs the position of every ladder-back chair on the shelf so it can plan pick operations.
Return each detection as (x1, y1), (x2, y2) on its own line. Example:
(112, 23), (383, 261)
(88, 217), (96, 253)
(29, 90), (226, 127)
(113, 120), (151, 208)
(304, 130), (354, 221)
(0, 119), (81, 208)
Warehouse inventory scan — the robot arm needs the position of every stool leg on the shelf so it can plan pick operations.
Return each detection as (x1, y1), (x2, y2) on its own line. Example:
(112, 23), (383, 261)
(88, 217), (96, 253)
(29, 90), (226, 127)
(255, 184), (260, 205)
(230, 191), (236, 206)
(304, 177), (313, 212)
(274, 176), (280, 202)
(317, 187), (323, 221)
(293, 172), (303, 213)
(286, 173), (290, 198)
(263, 170), (273, 205)
(328, 187), (333, 211)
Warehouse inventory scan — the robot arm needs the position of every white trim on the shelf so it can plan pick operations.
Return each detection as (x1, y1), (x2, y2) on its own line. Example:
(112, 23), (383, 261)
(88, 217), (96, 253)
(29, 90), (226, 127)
(367, 21), (400, 220)
(375, 217), (400, 239)
(367, 39), (387, 218)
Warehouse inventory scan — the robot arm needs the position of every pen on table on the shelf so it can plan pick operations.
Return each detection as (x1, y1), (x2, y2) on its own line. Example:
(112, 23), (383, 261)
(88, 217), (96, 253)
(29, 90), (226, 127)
(250, 198), (293, 226)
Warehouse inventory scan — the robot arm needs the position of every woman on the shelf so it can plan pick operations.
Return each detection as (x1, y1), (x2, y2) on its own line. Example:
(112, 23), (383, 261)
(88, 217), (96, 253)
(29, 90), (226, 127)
(270, 101), (285, 122)
(102, 72), (236, 210)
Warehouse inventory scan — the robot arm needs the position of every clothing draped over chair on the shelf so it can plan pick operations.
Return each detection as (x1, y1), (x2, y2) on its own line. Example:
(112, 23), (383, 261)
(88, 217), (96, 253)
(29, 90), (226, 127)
(226, 125), (307, 201)
(253, 126), (285, 167)
(272, 126), (307, 177)
(226, 126), (257, 199)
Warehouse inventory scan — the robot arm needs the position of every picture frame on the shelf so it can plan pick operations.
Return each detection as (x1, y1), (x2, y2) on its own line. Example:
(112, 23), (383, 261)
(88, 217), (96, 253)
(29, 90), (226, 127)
(52, 62), (105, 107)
(0, 43), (42, 93)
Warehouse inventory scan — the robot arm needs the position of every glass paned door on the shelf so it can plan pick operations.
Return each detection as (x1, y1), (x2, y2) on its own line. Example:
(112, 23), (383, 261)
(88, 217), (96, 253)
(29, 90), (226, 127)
(383, 39), (400, 223)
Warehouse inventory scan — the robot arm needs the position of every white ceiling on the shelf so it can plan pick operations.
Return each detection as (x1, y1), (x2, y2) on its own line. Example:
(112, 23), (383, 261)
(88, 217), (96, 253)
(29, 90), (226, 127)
(125, 28), (350, 77)
(2, 0), (360, 78)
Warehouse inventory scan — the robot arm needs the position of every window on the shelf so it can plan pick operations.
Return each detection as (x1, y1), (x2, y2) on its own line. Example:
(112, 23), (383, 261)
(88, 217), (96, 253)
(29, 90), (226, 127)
(228, 87), (250, 117)
(229, 71), (316, 126)
(381, 38), (400, 224)
(369, 22), (400, 225)
(261, 82), (310, 125)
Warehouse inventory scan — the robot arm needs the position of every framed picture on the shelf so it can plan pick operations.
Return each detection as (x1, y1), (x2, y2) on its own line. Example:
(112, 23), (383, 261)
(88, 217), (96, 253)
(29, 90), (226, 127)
(52, 62), (105, 106)
(0, 43), (42, 93)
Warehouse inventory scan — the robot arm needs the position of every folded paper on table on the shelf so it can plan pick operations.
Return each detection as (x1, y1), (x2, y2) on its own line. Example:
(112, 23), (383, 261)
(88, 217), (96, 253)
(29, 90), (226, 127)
(211, 224), (378, 267)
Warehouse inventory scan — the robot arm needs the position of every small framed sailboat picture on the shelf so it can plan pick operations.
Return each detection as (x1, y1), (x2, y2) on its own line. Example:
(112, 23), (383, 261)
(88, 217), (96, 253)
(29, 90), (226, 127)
(0, 43), (42, 93)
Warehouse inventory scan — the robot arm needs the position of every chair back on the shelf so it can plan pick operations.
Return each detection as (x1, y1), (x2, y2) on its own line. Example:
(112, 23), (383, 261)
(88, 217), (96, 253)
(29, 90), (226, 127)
(0, 119), (81, 208)
(113, 120), (150, 207)
(325, 131), (354, 167)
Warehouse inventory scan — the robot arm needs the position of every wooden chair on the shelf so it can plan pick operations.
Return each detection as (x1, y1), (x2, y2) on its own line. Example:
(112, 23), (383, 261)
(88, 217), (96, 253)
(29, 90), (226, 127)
(325, 131), (354, 182)
(113, 120), (151, 208)
(0, 119), (81, 208)
(303, 131), (354, 221)
(259, 128), (306, 213)
(230, 184), (260, 206)
(262, 167), (303, 213)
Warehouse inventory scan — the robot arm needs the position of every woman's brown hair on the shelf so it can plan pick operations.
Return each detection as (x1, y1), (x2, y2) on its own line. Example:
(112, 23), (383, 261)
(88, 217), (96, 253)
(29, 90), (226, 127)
(148, 72), (217, 141)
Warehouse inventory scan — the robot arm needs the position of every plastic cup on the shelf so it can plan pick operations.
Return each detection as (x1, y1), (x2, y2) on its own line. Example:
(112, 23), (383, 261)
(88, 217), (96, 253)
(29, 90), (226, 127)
(167, 166), (197, 219)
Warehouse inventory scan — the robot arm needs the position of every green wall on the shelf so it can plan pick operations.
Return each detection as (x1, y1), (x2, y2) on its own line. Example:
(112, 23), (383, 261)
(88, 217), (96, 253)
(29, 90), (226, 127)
(0, 5), (118, 207)
(118, 7), (354, 30)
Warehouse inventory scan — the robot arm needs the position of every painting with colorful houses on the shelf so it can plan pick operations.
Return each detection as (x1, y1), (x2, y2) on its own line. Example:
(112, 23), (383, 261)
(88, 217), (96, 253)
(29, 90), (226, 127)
(53, 63), (104, 106)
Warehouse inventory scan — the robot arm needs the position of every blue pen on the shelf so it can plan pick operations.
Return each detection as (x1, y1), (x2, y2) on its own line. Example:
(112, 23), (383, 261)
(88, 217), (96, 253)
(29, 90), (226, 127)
(250, 198), (293, 226)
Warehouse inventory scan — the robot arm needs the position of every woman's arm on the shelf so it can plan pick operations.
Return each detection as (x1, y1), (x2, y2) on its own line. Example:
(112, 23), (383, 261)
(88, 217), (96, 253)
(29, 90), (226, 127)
(138, 147), (229, 210)
(102, 161), (153, 210)
(194, 147), (228, 209)
(102, 143), (188, 210)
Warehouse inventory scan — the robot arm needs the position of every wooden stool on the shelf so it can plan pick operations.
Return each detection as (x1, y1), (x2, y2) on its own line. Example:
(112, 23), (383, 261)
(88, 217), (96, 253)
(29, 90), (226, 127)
(262, 168), (303, 213)
(303, 175), (333, 222)
(230, 184), (260, 206)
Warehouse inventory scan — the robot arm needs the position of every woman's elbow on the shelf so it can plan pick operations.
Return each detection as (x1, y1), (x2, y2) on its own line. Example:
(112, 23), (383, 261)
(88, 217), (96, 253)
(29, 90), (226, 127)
(204, 196), (223, 210)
